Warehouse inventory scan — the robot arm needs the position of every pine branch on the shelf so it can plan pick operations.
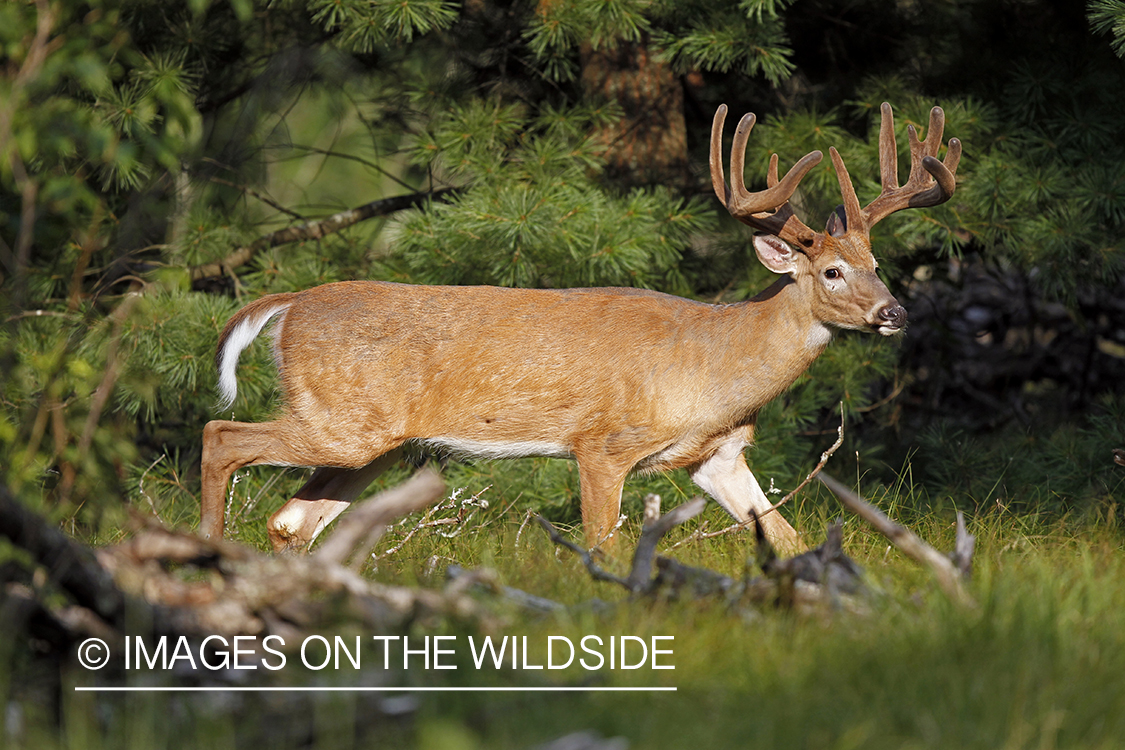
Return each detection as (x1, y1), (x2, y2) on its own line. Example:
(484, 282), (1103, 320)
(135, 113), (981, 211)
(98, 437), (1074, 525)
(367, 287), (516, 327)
(189, 188), (460, 283)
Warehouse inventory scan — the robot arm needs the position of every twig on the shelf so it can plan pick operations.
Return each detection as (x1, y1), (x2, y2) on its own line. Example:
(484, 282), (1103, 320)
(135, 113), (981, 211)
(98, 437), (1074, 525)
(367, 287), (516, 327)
(667, 521), (709, 550)
(535, 516), (629, 588)
(854, 377), (907, 414)
(438, 486), (490, 538)
(818, 472), (976, 608)
(372, 485), (490, 559)
(514, 509), (536, 547)
(136, 454), (166, 515)
(228, 469), (286, 530)
(204, 171), (306, 220)
(590, 514), (627, 552)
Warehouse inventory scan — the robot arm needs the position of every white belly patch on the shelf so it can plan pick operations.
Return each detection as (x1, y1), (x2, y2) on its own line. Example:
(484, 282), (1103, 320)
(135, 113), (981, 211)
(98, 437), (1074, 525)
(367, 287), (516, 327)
(417, 437), (572, 461)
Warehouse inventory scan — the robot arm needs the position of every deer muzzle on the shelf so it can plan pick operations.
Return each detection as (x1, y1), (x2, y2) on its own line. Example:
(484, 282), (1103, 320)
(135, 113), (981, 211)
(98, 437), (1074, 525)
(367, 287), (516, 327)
(874, 302), (908, 335)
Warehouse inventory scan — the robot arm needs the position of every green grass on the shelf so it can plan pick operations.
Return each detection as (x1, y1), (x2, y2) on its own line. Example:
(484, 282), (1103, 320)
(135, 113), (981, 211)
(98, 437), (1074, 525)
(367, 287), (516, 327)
(6, 459), (1125, 749)
(399, 509), (1125, 750)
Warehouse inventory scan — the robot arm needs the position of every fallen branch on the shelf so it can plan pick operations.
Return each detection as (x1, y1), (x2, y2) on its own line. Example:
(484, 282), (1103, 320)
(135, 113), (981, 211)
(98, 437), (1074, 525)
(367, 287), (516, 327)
(0, 470), (499, 649)
(818, 472), (976, 608)
(626, 495), (706, 591)
(537, 498), (864, 613)
(0, 482), (126, 629)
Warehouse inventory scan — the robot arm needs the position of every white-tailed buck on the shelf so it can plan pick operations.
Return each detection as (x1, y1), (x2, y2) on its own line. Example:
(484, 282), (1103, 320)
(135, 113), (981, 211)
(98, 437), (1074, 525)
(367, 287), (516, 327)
(201, 103), (960, 553)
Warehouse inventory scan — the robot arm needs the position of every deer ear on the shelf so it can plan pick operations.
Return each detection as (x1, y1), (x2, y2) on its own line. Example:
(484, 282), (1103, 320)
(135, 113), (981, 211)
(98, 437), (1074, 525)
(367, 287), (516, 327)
(825, 205), (848, 237)
(753, 234), (799, 274)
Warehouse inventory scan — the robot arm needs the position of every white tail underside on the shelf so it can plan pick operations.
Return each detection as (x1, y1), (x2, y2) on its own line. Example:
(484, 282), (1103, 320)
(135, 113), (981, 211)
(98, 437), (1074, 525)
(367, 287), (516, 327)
(216, 303), (291, 410)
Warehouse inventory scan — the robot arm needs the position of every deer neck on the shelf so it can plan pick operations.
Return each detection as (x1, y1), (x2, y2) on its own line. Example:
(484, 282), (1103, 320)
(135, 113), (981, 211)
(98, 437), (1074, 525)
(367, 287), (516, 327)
(717, 275), (834, 414)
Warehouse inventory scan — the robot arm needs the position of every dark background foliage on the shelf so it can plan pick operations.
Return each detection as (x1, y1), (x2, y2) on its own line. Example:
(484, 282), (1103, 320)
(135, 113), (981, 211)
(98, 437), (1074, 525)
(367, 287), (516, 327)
(2, 0), (1123, 536)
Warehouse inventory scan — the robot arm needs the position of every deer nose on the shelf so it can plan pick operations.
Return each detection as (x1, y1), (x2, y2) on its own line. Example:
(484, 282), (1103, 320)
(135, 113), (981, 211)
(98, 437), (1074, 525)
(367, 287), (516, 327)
(877, 303), (907, 331)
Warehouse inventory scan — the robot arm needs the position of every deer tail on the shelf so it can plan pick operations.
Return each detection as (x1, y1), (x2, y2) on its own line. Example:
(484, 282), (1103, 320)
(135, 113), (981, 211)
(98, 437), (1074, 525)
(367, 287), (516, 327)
(215, 294), (298, 410)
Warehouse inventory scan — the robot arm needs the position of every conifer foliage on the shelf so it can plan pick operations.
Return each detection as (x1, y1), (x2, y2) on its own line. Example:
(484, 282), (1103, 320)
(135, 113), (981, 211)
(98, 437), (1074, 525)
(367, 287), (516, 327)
(1, 0), (1123, 533)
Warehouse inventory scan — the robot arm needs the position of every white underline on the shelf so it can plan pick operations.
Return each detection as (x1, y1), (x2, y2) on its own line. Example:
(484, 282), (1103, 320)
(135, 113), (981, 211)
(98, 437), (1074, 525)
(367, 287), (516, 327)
(75, 686), (675, 693)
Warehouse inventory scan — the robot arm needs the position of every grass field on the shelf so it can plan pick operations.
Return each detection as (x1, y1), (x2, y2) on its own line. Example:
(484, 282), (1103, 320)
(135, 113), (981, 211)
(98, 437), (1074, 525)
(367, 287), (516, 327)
(6, 459), (1125, 749)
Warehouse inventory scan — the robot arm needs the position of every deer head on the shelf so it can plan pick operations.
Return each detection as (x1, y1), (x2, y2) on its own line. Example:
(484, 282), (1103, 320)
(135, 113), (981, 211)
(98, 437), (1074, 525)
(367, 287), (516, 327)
(710, 102), (962, 335)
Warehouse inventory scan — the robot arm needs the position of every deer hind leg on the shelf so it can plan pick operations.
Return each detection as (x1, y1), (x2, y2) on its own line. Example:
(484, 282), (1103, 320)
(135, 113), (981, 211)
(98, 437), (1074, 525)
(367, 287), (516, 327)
(267, 449), (403, 552)
(689, 439), (805, 554)
(200, 418), (401, 545)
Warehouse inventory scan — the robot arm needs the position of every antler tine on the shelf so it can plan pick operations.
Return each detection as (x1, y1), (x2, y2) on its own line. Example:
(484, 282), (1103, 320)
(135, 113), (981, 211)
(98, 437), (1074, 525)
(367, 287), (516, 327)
(830, 146), (866, 234)
(878, 102), (899, 191)
(710, 104), (732, 205)
(728, 112), (756, 211)
(862, 104), (962, 228)
(761, 150), (824, 248)
(766, 153), (780, 187)
(709, 104), (823, 248)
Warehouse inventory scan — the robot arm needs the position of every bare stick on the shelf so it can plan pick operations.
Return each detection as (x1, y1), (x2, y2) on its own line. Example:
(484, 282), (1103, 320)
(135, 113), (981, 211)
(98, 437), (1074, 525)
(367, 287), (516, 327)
(514, 509), (537, 548)
(818, 472), (976, 608)
(764, 415), (845, 519)
(313, 470), (446, 567)
(627, 497), (707, 591)
(951, 511), (975, 579)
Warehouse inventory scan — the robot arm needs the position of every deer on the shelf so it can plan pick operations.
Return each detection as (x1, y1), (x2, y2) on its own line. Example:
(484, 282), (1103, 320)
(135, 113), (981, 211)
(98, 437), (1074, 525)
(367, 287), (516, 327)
(200, 102), (960, 554)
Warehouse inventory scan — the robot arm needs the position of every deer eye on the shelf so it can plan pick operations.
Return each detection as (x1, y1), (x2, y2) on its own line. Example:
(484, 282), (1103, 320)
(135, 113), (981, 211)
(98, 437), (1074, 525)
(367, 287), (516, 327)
(824, 268), (842, 280)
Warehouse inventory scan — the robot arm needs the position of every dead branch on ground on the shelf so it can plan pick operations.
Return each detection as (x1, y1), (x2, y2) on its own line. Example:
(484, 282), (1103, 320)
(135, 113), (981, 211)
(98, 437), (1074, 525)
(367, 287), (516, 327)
(818, 472), (976, 608)
(536, 495), (866, 615)
(540, 423), (976, 612)
(626, 495), (706, 591)
(0, 470), (502, 652)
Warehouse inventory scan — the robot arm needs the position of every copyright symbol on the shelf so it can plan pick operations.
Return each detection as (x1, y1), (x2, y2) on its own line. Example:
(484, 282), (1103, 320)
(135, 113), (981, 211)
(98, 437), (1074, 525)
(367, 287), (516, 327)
(77, 638), (110, 670)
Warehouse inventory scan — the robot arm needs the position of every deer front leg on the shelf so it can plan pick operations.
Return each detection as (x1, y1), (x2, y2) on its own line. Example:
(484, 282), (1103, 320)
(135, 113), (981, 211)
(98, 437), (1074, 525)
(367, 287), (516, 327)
(575, 456), (631, 552)
(267, 448), (405, 552)
(689, 438), (804, 554)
